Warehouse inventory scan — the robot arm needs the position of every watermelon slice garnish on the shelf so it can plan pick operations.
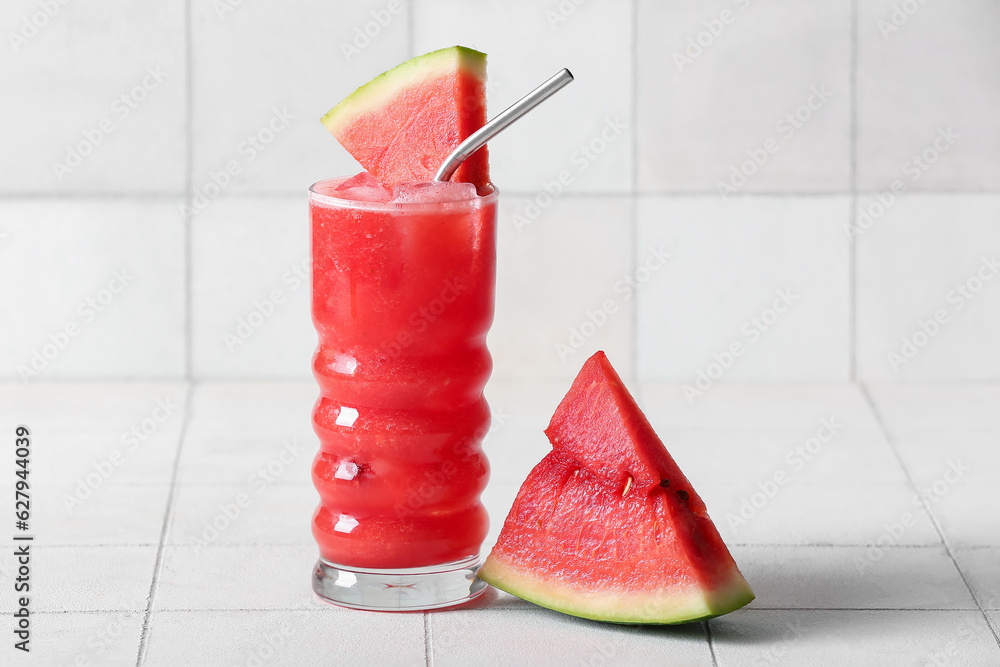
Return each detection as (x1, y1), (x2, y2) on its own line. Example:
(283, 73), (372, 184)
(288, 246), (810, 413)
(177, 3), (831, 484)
(478, 351), (754, 624)
(322, 46), (490, 192)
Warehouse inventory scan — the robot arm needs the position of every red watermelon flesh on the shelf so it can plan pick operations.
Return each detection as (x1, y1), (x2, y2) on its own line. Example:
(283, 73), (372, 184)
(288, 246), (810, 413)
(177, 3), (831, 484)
(478, 351), (754, 624)
(321, 46), (490, 192)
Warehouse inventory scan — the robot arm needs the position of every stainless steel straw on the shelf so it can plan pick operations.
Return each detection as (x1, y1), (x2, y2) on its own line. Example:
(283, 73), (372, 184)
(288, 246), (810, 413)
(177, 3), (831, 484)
(434, 68), (574, 182)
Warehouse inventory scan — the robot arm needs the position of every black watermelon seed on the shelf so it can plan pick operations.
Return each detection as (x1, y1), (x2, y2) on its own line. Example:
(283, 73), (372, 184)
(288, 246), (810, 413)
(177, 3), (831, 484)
(659, 479), (670, 488)
(676, 489), (689, 502)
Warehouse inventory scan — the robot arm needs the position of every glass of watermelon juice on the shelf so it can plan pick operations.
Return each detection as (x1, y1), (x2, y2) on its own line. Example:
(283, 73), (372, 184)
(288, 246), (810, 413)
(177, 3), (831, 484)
(309, 174), (496, 610)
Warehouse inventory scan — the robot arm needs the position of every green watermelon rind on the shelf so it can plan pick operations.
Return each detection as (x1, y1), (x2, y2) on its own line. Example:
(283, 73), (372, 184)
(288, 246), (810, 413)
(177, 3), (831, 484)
(321, 45), (487, 135)
(478, 558), (755, 625)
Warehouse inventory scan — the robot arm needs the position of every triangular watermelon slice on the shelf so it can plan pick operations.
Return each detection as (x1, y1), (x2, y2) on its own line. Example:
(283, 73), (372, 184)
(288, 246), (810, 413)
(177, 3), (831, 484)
(478, 351), (754, 624)
(321, 46), (490, 192)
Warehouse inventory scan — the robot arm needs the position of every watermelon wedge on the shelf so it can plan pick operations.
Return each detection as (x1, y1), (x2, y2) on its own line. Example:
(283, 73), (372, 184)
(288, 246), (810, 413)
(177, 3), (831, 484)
(321, 46), (490, 192)
(478, 351), (754, 624)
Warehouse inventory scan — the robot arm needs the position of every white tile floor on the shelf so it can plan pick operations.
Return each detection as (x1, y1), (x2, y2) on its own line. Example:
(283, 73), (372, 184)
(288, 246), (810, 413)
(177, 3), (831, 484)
(1, 381), (998, 665)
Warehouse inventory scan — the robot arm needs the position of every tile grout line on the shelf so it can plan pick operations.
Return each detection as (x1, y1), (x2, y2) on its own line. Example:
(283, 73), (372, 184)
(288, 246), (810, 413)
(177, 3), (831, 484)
(629, 0), (639, 384)
(407, 0), (415, 59)
(23, 607), (329, 615)
(0, 192), (188, 199)
(7, 377), (1000, 387)
(860, 384), (1000, 650)
(13, 606), (1000, 616)
(709, 607), (996, 612)
(3, 542), (979, 549)
(703, 620), (719, 667)
(183, 0), (194, 381)
(4, 189), (997, 201)
(423, 612), (434, 667)
(134, 382), (196, 666)
(848, 0), (858, 382)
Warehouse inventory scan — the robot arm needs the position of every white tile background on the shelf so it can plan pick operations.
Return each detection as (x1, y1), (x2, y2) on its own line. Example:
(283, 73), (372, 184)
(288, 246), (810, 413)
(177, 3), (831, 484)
(1, 381), (998, 665)
(2, 0), (999, 383)
(2, 4), (1000, 661)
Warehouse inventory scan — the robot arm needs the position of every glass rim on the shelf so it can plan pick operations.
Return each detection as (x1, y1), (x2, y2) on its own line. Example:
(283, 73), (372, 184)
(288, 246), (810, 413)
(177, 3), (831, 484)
(309, 176), (499, 212)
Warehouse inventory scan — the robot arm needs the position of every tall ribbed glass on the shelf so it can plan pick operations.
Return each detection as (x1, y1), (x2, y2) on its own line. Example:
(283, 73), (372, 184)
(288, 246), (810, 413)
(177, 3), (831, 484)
(308, 177), (496, 610)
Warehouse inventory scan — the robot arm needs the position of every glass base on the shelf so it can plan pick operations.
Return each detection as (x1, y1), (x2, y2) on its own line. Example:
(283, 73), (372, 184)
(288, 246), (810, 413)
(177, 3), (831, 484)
(312, 555), (487, 611)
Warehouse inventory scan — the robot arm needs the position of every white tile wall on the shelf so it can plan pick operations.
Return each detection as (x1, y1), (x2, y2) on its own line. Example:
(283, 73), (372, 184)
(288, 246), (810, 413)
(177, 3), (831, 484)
(0, 1), (186, 194)
(856, 195), (1000, 380)
(191, 0), (410, 196)
(2, 1), (999, 380)
(3, 22), (999, 662)
(0, 200), (185, 379)
(669, 428), (909, 492)
(857, 1), (1000, 191)
(481, 380), (564, 485)
(490, 195), (634, 380)
(636, 196), (851, 381)
(638, 383), (881, 431)
(414, 0), (633, 194)
(637, 0), (852, 192)
(190, 197), (315, 378)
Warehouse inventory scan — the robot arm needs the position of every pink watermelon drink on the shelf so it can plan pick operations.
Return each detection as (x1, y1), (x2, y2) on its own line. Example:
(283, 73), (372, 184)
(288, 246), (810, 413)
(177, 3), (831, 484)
(310, 176), (496, 570)
(310, 47), (495, 610)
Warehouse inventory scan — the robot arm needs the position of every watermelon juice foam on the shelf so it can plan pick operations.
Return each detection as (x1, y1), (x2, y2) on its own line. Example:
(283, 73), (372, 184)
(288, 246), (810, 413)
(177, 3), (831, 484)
(309, 172), (496, 610)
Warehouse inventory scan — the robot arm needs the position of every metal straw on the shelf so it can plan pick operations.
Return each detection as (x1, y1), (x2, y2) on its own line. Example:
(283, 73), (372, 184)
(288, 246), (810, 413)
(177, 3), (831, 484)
(433, 68), (574, 182)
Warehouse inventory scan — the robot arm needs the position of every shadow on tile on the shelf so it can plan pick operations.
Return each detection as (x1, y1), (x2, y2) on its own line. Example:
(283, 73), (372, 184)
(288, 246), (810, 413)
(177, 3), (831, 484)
(732, 545), (975, 610)
(708, 608), (866, 646)
(708, 609), (1000, 665)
